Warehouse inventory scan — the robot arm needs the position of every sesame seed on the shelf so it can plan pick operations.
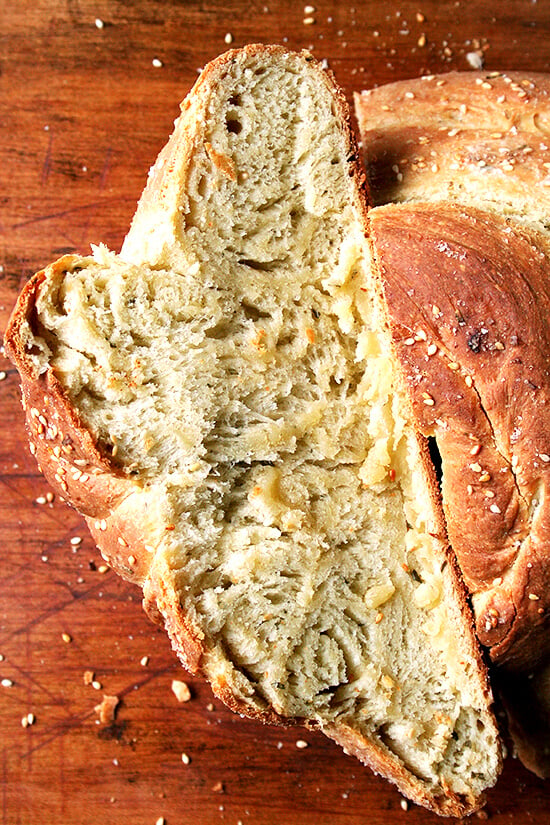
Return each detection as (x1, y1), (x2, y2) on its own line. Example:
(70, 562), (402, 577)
(182, 753), (191, 764)
(448, 361), (460, 371)
(127, 555), (136, 566)
(97, 565), (109, 574)
(0, 371), (6, 381)
(485, 490), (495, 498)
(95, 17), (104, 29)
(528, 593), (540, 600)
(470, 444), (481, 456)
(304, 4), (316, 12)
(140, 656), (149, 667)
(152, 58), (163, 68)
(414, 329), (427, 341)
(490, 504), (501, 514)
(35, 496), (47, 505)
(417, 34), (426, 47)
(70, 536), (82, 546)
(296, 739), (308, 749)
(401, 798), (409, 810)
(303, 16), (315, 24)
(1, 678), (14, 687)
(469, 462), (482, 473)
(224, 32), (233, 44)
(92, 680), (102, 690)
(540, 454), (550, 463)
(156, 818), (165, 825)
(403, 337), (415, 346)
(492, 577), (503, 586)
(404, 91), (415, 99)
(62, 632), (72, 643)
(467, 484), (473, 494)
(375, 611), (384, 623)
(465, 375), (473, 388)
(427, 343), (438, 356)
(479, 472), (491, 483)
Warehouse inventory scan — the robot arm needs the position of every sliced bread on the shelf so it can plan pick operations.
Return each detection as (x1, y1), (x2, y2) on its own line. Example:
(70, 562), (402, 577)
(5, 47), (501, 814)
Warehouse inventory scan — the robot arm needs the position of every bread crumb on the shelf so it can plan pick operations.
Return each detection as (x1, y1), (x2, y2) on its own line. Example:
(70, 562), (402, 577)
(211, 781), (224, 793)
(83, 670), (94, 685)
(95, 694), (120, 724)
(171, 679), (192, 702)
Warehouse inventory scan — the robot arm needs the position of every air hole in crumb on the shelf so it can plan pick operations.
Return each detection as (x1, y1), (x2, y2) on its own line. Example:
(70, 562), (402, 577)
(228, 94), (242, 106)
(226, 118), (242, 134)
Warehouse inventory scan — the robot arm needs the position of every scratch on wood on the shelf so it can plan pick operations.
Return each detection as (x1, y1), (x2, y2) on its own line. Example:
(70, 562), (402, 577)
(41, 130), (53, 186)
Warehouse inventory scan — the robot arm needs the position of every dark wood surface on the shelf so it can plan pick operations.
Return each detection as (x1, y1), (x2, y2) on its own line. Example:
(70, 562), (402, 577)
(2, 2), (550, 823)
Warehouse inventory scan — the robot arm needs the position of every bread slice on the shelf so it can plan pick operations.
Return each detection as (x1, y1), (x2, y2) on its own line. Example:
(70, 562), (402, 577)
(5, 46), (501, 814)
(355, 72), (550, 777)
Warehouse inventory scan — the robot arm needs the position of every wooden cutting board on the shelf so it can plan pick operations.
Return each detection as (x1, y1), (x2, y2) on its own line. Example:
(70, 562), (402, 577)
(2, 2), (550, 823)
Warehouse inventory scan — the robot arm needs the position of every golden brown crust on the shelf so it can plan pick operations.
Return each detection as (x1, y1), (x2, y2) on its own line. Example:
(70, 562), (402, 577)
(354, 70), (550, 228)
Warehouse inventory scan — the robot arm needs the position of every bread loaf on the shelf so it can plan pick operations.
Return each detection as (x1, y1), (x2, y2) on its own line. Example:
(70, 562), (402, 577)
(5, 47), (501, 814)
(355, 71), (550, 777)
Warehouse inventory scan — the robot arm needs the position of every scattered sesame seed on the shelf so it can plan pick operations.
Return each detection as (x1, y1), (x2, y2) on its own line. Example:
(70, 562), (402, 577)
(1, 678), (13, 687)
(62, 632), (72, 643)
(467, 484), (473, 494)
(540, 454), (550, 463)
(303, 16), (315, 24)
(152, 58), (163, 68)
(182, 753), (191, 764)
(128, 555), (136, 566)
(224, 32), (233, 44)
(465, 375), (473, 388)
(140, 656), (149, 667)
(401, 798), (409, 810)
(97, 564), (109, 574)
(490, 504), (501, 514)
(156, 818), (165, 825)
(92, 680), (103, 690)
(470, 444), (481, 456)
(403, 337), (415, 346)
(35, 496), (47, 505)
(70, 536), (82, 546)
(0, 371), (6, 381)
(427, 343), (438, 356)
(417, 34), (426, 47)
(95, 18), (104, 29)
(296, 739), (308, 749)
(529, 593), (540, 601)
(304, 3), (316, 12)
(469, 462), (482, 473)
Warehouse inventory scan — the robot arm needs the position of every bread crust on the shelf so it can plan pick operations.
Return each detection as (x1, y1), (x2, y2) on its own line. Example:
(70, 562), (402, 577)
(354, 70), (550, 230)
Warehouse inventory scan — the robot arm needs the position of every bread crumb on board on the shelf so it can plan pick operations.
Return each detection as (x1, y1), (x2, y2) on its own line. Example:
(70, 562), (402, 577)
(171, 679), (192, 702)
(94, 694), (120, 724)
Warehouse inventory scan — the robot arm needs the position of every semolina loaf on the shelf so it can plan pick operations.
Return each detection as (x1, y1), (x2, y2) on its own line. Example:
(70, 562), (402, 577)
(5, 46), (501, 814)
(355, 71), (550, 777)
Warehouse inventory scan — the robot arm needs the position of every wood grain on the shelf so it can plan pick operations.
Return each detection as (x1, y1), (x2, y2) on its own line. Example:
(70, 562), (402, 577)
(1, 2), (550, 823)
